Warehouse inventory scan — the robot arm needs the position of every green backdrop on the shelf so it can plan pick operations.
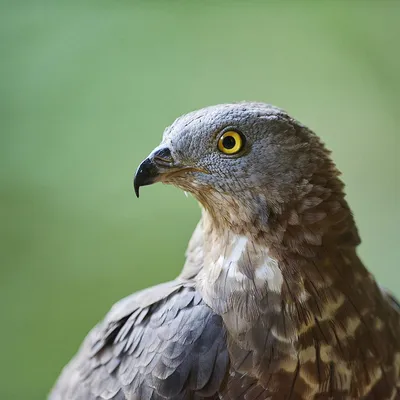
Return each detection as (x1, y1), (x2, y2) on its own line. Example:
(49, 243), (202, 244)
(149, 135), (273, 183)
(1, 1), (399, 398)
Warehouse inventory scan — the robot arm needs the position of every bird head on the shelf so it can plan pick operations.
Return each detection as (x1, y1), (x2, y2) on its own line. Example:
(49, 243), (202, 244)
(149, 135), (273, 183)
(134, 102), (357, 242)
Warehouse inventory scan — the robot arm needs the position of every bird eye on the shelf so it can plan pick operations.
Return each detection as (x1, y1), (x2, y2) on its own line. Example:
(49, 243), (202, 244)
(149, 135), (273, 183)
(217, 131), (244, 155)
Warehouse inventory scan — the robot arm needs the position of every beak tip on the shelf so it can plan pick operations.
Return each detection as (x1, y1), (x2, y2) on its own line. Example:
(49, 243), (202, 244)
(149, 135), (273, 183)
(133, 177), (140, 198)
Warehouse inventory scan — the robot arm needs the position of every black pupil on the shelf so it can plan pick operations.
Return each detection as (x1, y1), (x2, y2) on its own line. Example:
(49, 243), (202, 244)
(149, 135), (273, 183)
(222, 135), (236, 149)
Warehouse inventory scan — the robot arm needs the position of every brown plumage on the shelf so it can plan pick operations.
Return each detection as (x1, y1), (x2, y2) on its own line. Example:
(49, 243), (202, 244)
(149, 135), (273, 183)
(50, 103), (400, 399)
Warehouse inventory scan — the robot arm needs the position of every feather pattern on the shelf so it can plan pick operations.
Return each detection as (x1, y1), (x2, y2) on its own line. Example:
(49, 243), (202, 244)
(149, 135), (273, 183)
(50, 283), (229, 399)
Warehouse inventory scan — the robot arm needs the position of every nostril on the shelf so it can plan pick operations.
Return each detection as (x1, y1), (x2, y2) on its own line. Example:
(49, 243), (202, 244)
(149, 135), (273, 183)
(153, 147), (173, 164)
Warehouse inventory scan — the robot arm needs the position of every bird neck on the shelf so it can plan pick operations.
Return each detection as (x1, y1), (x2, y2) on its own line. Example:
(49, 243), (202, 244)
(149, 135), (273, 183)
(195, 179), (367, 323)
(194, 161), (362, 252)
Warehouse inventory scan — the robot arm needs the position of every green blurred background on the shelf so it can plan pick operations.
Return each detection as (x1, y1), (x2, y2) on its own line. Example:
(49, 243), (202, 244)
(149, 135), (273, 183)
(1, 1), (399, 398)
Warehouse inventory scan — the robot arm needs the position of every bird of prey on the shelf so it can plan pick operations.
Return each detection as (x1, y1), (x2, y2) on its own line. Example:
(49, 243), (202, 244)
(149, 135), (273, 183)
(50, 103), (400, 400)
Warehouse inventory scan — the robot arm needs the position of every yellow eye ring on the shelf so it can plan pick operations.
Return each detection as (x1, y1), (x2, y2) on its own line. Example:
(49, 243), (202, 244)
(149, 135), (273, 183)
(217, 131), (244, 155)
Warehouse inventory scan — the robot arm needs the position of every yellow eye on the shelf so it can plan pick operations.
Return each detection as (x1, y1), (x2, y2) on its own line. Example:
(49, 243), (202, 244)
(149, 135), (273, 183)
(217, 131), (244, 155)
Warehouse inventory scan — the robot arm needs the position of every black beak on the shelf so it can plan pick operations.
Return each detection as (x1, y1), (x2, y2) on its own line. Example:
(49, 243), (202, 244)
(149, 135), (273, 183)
(133, 147), (173, 198)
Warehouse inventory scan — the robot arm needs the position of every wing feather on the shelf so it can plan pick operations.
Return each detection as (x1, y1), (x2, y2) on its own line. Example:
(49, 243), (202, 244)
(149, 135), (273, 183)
(49, 281), (229, 400)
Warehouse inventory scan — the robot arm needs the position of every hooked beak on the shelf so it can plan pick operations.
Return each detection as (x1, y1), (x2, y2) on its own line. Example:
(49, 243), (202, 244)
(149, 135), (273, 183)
(133, 146), (175, 198)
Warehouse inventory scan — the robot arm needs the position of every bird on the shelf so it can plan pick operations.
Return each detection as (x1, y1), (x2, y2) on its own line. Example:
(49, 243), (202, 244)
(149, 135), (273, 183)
(50, 102), (400, 400)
